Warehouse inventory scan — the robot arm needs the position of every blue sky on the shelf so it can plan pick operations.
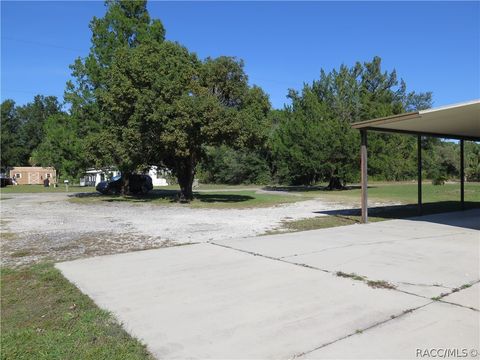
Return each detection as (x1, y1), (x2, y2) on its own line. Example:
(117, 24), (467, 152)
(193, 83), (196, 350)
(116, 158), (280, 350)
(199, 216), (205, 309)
(1, 1), (479, 109)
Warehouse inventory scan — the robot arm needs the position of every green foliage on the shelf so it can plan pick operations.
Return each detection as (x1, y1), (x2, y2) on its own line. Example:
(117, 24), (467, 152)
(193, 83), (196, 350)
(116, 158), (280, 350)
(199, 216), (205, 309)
(427, 141), (457, 180)
(199, 146), (271, 185)
(465, 141), (480, 182)
(198, 85), (273, 186)
(31, 114), (85, 181)
(269, 57), (433, 187)
(431, 174), (447, 185)
(17, 96), (62, 162)
(64, 0), (168, 193)
(1, 100), (24, 169)
(1, 96), (62, 170)
(65, 1), (272, 199)
(95, 40), (199, 173)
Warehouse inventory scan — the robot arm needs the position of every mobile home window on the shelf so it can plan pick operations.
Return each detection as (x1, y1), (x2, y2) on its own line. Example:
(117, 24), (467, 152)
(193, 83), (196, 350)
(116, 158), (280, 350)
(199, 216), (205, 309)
(15, 173), (21, 179)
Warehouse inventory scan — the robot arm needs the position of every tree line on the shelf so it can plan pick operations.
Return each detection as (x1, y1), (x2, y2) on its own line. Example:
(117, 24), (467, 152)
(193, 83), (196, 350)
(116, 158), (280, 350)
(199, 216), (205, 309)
(2, 0), (479, 200)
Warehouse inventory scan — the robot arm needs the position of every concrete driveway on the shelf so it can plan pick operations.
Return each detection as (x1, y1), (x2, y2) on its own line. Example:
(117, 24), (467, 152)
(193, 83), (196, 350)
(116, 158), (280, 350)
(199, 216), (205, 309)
(57, 209), (480, 359)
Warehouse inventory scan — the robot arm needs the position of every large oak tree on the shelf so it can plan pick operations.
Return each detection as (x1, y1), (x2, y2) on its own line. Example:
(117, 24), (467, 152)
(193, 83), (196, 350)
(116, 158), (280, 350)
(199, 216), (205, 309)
(68, 0), (269, 199)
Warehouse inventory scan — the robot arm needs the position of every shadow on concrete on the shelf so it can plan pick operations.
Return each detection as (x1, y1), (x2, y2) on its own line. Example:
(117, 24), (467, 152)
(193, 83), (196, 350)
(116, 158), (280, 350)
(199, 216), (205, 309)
(314, 201), (480, 230)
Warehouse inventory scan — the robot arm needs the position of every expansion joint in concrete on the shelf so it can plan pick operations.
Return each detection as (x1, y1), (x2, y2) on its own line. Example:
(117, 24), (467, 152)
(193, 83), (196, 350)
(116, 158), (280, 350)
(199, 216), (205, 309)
(291, 302), (433, 359)
(208, 241), (331, 273)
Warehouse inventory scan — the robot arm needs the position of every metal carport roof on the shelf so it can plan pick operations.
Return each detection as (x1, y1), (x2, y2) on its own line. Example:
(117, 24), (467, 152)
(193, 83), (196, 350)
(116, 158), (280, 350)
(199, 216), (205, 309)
(351, 99), (480, 223)
(352, 100), (480, 141)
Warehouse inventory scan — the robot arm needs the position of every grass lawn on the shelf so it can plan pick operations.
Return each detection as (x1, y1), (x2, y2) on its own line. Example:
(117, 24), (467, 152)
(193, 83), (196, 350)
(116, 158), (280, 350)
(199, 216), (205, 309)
(0, 185), (96, 194)
(264, 182), (480, 234)
(190, 183), (262, 190)
(0, 183), (261, 194)
(68, 182), (480, 211)
(70, 189), (299, 209)
(0, 263), (152, 360)
(284, 182), (480, 203)
(264, 215), (368, 235)
(265, 200), (480, 234)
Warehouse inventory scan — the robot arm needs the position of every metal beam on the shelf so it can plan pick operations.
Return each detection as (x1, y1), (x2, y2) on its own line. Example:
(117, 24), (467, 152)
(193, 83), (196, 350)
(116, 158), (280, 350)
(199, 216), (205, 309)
(361, 126), (480, 142)
(351, 112), (420, 128)
(361, 130), (368, 223)
(460, 140), (465, 210)
(418, 136), (422, 215)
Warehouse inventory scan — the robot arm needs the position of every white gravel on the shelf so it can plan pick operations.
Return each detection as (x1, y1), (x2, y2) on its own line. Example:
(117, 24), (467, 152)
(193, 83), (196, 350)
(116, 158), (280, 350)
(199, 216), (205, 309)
(0, 191), (387, 266)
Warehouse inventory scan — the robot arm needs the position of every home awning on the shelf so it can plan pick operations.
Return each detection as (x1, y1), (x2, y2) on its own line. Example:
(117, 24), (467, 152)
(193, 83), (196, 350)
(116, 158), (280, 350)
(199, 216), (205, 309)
(352, 100), (480, 141)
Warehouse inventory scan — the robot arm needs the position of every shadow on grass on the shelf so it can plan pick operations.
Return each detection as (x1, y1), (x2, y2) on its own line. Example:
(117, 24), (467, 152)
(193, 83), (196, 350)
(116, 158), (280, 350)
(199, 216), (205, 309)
(70, 189), (254, 204)
(69, 192), (102, 198)
(195, 193), (254, 203)
(315, 201), (480, 230)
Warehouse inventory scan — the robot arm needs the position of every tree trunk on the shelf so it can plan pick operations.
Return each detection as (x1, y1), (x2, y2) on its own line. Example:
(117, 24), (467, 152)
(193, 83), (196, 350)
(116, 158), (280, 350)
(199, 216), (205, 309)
(327, 176), (344, 190)
(121, 171), (131, 195)
(177, 157), (195, 202)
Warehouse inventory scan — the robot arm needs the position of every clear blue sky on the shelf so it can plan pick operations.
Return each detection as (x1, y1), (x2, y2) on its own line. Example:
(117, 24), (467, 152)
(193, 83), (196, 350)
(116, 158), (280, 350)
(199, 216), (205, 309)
(1, 1), (479, 109)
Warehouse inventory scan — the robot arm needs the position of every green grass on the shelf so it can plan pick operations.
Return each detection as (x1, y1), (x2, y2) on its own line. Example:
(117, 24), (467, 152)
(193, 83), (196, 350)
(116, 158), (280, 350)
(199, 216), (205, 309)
(265, 182), (480, 234)
(335, 271), (396, 290)
(70, 189), (299, 209)
(336, 271), (366, 281)
(265, 215), (365, 234)
(0, 185), (96, 194)
(69, 182), (480, 213)
(191, 183), (261, 190)
(1, 232), (17, 241)
(5, 182), (479, 204)
(267, 200), (480, 234)
(282, 182), (480, 204)
(0, 183), (260, 195)
(0, 263), (152, 360)
(265, 214), (391, 234)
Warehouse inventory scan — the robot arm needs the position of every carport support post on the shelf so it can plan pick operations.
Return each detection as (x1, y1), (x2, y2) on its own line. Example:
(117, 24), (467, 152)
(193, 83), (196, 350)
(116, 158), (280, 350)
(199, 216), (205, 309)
(417, 136), (422, 215)
(460, 139), (465, 209)
(360, 130), (368, 223)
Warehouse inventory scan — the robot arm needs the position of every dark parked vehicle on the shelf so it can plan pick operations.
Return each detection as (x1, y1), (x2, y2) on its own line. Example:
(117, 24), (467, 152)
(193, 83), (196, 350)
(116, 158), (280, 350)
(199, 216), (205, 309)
(96, 174), (153, 195)
(0, 174), (13, 188)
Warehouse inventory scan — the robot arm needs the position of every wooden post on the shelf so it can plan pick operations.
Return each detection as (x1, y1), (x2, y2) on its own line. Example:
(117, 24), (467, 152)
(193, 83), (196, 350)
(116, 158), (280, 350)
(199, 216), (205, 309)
(361, 130), (368, 223)
(417, 135), (422, 215)
(460, 139), (465, 210)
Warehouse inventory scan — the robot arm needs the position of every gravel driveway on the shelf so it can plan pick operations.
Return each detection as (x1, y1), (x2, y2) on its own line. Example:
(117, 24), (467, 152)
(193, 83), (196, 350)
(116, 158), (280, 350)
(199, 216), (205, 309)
(1, 191), (355, 267)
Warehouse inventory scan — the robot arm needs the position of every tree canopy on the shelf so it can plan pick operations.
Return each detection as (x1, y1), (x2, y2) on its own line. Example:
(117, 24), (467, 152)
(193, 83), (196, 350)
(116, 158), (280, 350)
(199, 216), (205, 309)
(269, 57), (433, 188)
(1, 96), (62, 170)
(64, 0), (272, 198)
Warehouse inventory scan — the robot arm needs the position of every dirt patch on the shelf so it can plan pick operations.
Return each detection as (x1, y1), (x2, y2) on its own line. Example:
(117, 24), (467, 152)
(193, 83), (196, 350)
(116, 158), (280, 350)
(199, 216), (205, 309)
(1, 230), (178, 267)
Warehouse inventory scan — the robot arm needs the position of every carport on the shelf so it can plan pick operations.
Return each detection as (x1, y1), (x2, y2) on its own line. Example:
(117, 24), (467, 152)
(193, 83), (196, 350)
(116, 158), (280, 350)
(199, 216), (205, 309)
(352, 100), (480, 223)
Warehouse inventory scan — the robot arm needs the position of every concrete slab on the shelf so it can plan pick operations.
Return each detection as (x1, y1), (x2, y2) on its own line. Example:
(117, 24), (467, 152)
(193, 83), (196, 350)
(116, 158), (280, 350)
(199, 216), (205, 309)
(291, 232), (479, 297)
(443, 283), (480, 310)
(306, 302), (480, 359)
(215, 210), (480, 297)
(220, 222), (467, 260)
(56, 243), (428, 359)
